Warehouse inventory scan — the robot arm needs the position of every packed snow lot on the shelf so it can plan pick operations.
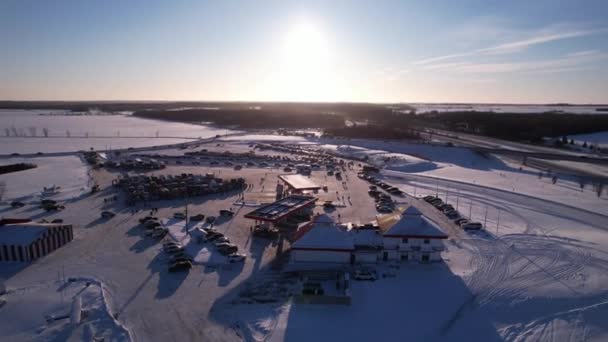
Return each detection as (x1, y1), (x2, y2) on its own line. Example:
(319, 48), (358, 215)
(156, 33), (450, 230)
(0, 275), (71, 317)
(0, 156), (90, 202)
(1, 132), (608, 342)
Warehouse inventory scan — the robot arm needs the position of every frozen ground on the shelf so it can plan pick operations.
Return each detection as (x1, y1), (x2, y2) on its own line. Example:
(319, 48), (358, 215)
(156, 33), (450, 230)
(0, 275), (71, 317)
(1, 134), (607, 342)
(0, 156), (90, 202)
(0, 109), (232, 153)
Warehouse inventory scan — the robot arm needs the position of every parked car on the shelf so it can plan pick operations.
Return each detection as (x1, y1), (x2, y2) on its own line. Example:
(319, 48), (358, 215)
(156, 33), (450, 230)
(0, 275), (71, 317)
(149, 227), (168, 238)
(234, 165), (242, 170)
(445, 210), (460, 219)
(455, 218), (469, 226)
(10, 201), (25, 208)
(205, 232), (224, 242)
(219, 209), (234, 217)
(101, 211), (116, 219)
(253, 226), (279, 238)
(322, 201), (335, 209)
(165, 245), (185, 254)
(139, 216), (157, 224)
(51, 219), (64, 223)
(190, 214), (205, 222)
(213, 237), (230, 245)
(168, 260), (192, 272)
(423, 195), (437, 202)
(354, 269), (377, 281)
(217, 244), (238, 255)
(463, 222), (483, 230)
(170, 255), (193, 264)
(173, 212), (186, 220)
(227, 253), (246, 263)
(144, 220), (162, 229)
(205, 216), (216, 224)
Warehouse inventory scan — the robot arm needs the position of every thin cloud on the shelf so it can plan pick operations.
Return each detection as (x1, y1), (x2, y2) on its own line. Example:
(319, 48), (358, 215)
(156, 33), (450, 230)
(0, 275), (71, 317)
(414, 26), (605, 65)
(441, 51), (608, 74)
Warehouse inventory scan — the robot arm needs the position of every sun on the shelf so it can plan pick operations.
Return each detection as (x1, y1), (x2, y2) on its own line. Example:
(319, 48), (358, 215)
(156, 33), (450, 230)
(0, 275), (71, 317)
(264, 20), (339, 101)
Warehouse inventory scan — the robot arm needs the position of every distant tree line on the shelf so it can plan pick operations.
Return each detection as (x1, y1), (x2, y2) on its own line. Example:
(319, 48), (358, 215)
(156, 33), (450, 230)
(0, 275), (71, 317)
(418, 111), (608, 142)
(133, 108), (345, 129)
(323, 125), (420, 140)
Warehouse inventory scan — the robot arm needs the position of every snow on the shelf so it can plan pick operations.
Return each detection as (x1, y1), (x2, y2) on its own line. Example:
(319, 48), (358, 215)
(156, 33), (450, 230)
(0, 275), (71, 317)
(221, 134), (307, 142)
(0, 109), (232, 153)
(1, 131), (608, 342)
(570, 131), (608, 148)
(0, 224), (51, 246)
(278, 174), (320, 190)
(0, 156), (90, 202)
(0, 278), (131, 341)
(292, 214), (354, 251)
(382, 206), (448, 238)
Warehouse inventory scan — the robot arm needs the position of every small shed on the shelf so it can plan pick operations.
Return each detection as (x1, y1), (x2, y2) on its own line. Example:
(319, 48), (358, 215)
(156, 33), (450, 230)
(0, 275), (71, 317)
(0, 222), (74, 262)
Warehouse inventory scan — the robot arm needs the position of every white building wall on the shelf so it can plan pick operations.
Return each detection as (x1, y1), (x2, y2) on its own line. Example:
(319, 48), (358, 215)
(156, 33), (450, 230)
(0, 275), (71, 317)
(292, 250), (351, 263)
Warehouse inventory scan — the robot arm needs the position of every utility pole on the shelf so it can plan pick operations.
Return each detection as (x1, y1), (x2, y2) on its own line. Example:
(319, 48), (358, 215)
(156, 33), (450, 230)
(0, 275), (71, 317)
(445, 188), (449, 203)
(483, 205), (488, 229)
(436, 182), (439, 197)
(469, 201), (473, 219)
(496, 209), (500, 236)
(456, 190), (460, 210)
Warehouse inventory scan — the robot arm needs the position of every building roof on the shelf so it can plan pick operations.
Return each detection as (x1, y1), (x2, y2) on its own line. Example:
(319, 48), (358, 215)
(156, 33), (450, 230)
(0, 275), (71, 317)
(278, 174), (321, 190)
(244, 195), (317, 222)
(382, 206), (448, 239)
(292, 214), (354, 251)
(0, 223), (53, 246)
(352, 228), (383, 248)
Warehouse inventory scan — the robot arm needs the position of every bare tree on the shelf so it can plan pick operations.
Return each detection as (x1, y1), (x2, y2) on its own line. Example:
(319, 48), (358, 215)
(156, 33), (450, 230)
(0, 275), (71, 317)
(66, 130), (71, 138)
(28, 127), (37, 137)
(42, 127), (49, 137)
(4, 128), (10, 137)
(596, 183), (604, 198)
(11, 126), (18, 136)
(579, 178), (586, 191)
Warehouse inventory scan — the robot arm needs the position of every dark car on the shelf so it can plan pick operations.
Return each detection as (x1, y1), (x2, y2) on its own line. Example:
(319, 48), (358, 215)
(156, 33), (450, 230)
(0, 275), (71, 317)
(190, 214), (205, 222)
(219, 209), (234, 217)
(10, 201), (25, 208)
(217, 244), (238, 255)
(168, 260), (192, 272)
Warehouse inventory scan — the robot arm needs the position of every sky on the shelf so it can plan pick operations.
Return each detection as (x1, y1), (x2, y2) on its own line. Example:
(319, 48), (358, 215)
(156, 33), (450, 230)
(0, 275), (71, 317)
(1, 0), (608, 104)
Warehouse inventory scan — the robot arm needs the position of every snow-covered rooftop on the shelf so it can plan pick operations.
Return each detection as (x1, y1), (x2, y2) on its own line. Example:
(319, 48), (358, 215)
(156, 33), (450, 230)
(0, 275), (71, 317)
(352, 228), (383, 248)
(382, 206), (448, 239)
(278, 174), (321, 190)
(292, 214), (354, 251)
(0, 223), (53, 246)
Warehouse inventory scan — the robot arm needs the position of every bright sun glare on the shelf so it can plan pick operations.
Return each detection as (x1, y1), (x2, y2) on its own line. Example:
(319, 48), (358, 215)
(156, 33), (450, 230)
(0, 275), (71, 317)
(267, 20), (338, 101)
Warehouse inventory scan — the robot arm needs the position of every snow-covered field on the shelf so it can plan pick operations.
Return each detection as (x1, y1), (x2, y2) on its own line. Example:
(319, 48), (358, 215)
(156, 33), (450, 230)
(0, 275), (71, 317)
(1, 156), (90, 202)
(1, 131), (608, 342)
(571, 131), (608, 148)
(0, 110), (232, 153)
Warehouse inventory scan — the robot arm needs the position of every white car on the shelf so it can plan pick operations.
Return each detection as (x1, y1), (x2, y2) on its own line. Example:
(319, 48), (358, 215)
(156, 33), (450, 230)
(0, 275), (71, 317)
(213, 237), (230, 246)
(227, 253), (246, 263)
(354, 269), (377, 281)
